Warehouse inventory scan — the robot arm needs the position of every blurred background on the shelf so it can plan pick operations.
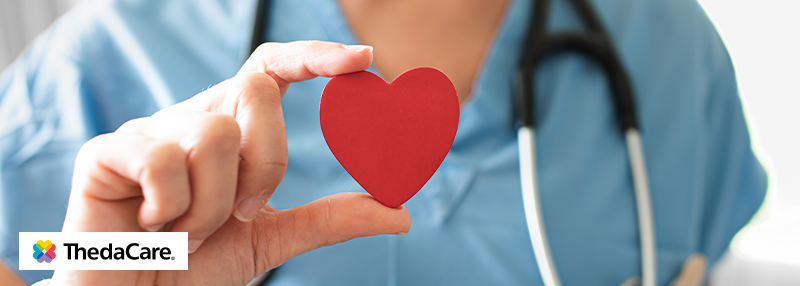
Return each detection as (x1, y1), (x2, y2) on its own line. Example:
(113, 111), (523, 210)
(0, 0), (797, 285)
(0, 0), (81, 68)
(699, 0), (800, 285)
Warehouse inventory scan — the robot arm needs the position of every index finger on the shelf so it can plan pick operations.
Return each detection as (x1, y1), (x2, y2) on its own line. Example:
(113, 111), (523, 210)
(238, 40), (374, 94)
(168, 40), (373, 113)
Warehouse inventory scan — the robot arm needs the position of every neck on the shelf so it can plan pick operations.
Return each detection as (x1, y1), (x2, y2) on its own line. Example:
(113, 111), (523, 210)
(338, 0), (510, 102)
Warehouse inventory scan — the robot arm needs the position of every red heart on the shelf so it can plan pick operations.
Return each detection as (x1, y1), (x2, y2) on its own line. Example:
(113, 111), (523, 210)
(320, 67), (460, 208)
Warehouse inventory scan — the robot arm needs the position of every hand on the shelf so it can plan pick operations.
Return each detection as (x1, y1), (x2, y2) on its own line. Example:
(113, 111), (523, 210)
(51, 41), (410, 286)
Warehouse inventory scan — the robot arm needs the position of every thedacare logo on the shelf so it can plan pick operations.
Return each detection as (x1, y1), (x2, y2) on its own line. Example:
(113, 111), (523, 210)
(20, 232), (187, 270)
(64, 243), (174, 261)
(33, 240), (56, 263)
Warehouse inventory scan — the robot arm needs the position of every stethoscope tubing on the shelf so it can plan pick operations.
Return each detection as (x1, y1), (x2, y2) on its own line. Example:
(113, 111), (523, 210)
(516, 0), (657, 285)
(517, 127), (656, 286)
(517, 126), (561, 286)
(625, 128), (657, 286)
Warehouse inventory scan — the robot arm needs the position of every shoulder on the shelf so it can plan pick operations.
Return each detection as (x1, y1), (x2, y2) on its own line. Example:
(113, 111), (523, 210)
(601, 0), (727, 64)
(48, 0), (254, 63)
(0, 0), (255, 135)
(598, 0), (734, 107)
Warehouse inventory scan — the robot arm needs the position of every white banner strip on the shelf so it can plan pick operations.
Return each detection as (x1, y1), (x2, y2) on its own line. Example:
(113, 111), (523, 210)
(19, 232), (188, 270)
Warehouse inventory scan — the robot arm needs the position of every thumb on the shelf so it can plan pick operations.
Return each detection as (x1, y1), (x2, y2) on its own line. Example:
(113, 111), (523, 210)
(254, 193), (411, 268)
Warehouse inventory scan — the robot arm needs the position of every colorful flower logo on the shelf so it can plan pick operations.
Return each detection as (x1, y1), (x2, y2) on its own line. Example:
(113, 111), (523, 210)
(33, 240), (56, 263)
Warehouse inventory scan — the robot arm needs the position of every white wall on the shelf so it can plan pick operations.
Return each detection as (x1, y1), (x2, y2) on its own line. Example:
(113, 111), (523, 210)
(699, 0), (800, 209)
(0, 0), (82, 70)
(699, 0), (800, 285)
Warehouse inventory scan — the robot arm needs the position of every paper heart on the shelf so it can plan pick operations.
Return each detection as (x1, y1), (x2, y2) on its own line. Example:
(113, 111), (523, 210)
(320, 67), (460, 208)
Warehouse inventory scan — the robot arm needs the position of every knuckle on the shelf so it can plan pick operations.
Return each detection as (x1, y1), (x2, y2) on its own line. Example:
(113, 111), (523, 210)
(257, 160), (288, 191)
(302, 40), (324, 49)
(191, 114), (241, 151)
(318, 198), (350, 247)
(323, 199), (336, 232)
(253, 42), (277, 56)
(141, 141), (185, 176)
(238, 72), (282, 105)
(74, 134), (113, 170)
(165, 195), (191, 218)
(78, 134), (109, 157)
(197, 113), (241, 138)
(265, 154), (289, 174)
(115, 117), (148, 134)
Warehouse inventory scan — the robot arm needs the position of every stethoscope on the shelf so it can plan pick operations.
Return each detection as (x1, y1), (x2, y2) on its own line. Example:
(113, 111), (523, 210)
(249, 0), (656, 286)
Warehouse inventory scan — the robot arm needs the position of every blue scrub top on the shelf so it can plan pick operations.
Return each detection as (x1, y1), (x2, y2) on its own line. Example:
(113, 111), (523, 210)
(0, 0), (766, 285)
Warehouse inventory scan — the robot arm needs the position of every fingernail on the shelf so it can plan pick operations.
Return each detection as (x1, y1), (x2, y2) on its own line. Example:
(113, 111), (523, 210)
(144, 223), (165, 232)
(188, 239), (204, 254)
(234, 198), (266, 222)
(396, 231), (408, 235)
(344, 45), (373, 53)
